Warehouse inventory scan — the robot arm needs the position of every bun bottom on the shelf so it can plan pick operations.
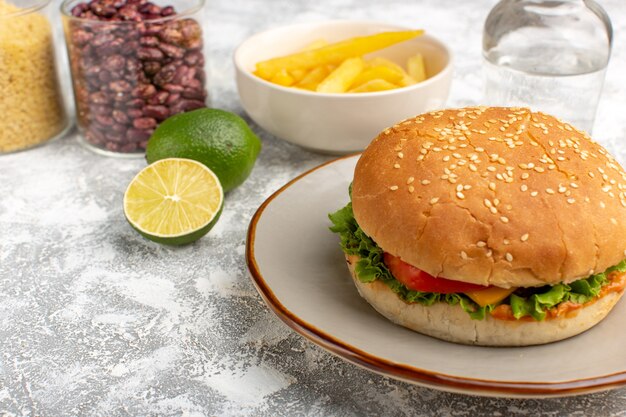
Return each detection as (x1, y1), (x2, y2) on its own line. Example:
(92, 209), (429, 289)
(346, 256), (624, 346)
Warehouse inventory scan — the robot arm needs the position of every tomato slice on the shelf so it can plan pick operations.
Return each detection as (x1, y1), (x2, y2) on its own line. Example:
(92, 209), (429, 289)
(383, 252), (489, 294)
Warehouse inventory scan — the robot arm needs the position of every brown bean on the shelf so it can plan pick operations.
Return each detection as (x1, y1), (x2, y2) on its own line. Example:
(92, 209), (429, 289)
(139, 36), (159, 47)
(72, 30), (93, 47)
(161, 6), (175, 16)
(110, 80), (132, 93)
(162, 83), (184, 93)
(159, 43), (185, 59)
(153, 63), (177, 87)
(104, 55), (126, 72)
(112, 110), (129, 124)
(165, 93), (180, 105)
(126, 128), (152, 142)
(120, 142), (138, 152)
(170, 99), (205, 115)
(143, 61), (161, 76)
(182, 88), (206, 101)
(184, 51), (203, 66)
(143, 105), (169, 120)
(131, 83), (156, 98)
(127, 108), (143, 119)
(147, 91), (169, 105)
(138, 47), (164, 61)
(92, 33), (115, 48)
(90, 91), (109, 104)
(126, 98), (144, 108)
(133, 117), (157, 129)
(95, 115), (114, 126)
(120, 40), (139, 56)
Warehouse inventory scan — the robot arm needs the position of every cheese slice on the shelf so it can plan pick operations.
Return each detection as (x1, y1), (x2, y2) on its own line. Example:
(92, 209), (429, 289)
(465, 287), (517, 307)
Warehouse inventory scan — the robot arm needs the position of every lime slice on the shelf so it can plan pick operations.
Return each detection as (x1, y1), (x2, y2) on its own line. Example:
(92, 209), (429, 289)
(123, 158), (223, 246)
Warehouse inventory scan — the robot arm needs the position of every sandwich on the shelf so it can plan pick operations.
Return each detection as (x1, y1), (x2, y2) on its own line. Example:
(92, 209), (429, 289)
(329, 107), (626, 346)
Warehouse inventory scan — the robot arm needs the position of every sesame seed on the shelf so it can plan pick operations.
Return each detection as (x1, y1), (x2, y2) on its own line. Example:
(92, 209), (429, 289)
(505, 253), (514, 262)
(500, 216), (509, 223)
(456, 184), (463, 192)
(421, 179), (430, 185)
(487, 166), (497, 172)
(489, 182), (496, 191)
(398, 152), (404, 159)
(611, 218), (618, 225)
(558, 185), (567, 193)
(489, 207), (498, 214)
(571, 183), (578, 188)
(460, 251), (468, 260)
(567, 198), (575, 204)
(477, 241), (486, 247)
(521, 184), (528, 192)
(521, 173), (530, 179)
(430, 197), (439, 205)
(408, 186), (415, 193)
(469, 164), (477, 172)
(389, 185), (398, 191)
(407, 177), (415, 184)
(530, 191), (538, 197)
(600, 201), (606, 208)
(503, 239), (510, 245)
(456, 191), (465, 199)
(393, 163), (400, 169)
(546, 188), (555, 195)
(464, 184), (472, 190)
(521, 233), (529, 242)
(486, 250), (493, 258)
(484, 199), (492, 207)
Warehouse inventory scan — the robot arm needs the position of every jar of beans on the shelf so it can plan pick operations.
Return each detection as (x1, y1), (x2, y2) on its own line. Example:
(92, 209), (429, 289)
(61, 0), (209, 156)
(0, 0), (70, 154)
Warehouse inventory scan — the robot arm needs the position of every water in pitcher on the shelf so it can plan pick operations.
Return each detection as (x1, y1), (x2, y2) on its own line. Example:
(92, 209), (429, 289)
(482, 0), (613, 134)
(484, 45), (608, 133)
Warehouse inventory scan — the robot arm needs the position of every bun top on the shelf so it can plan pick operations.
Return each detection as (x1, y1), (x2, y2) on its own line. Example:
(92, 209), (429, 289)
(352, 107), (626, 288)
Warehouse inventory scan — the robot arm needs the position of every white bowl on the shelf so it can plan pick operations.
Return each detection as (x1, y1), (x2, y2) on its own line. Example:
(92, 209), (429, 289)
(234, 20), (453, 154)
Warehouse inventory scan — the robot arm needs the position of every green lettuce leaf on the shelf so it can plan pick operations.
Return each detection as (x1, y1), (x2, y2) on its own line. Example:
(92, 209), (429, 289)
(328, 196), (625, 321)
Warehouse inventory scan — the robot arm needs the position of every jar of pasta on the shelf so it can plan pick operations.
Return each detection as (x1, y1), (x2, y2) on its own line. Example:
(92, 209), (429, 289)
(0, 0), (69, 154)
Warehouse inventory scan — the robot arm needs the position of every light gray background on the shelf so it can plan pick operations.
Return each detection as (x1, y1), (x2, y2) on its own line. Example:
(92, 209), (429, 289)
(2, 0), (626, 416)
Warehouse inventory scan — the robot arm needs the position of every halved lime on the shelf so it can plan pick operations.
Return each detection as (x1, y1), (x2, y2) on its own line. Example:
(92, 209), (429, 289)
(123, 158), (223, 246)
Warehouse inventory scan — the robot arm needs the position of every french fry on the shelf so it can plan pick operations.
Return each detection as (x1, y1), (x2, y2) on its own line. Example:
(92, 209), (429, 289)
(350, 65), (404, 88)
(290, 69), (308, 82)
(348, 78), (399, 93)
(368, 57), (417, 86)
(407, 53), (427, 82)
(316, 57), (365, 93)
(296, 65), (332, 88)
(255, 30), (423, 80)
(301, 39), (329, 51)
(270, 69), (295, 86)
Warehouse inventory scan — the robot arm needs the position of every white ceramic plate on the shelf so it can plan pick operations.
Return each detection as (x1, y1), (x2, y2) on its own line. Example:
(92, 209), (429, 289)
(246, 155), (626, 398)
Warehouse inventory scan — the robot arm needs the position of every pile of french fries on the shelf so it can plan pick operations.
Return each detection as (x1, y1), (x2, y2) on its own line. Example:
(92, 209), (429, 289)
(254, 30), (428, 93)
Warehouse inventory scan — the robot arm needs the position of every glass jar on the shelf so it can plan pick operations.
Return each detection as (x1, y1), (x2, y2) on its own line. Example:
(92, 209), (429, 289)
(483, 0), (612, 133)
(0, 0), (69, 154)
(61, 0), (209, 157)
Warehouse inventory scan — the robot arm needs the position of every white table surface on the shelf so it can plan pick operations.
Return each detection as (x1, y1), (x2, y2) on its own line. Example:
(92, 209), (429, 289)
(2, 0), (626, 415)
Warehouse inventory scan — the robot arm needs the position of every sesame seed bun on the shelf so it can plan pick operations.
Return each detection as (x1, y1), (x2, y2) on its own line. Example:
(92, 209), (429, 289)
(346, 255), (625, 346)
(352, 107), (626, 288)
